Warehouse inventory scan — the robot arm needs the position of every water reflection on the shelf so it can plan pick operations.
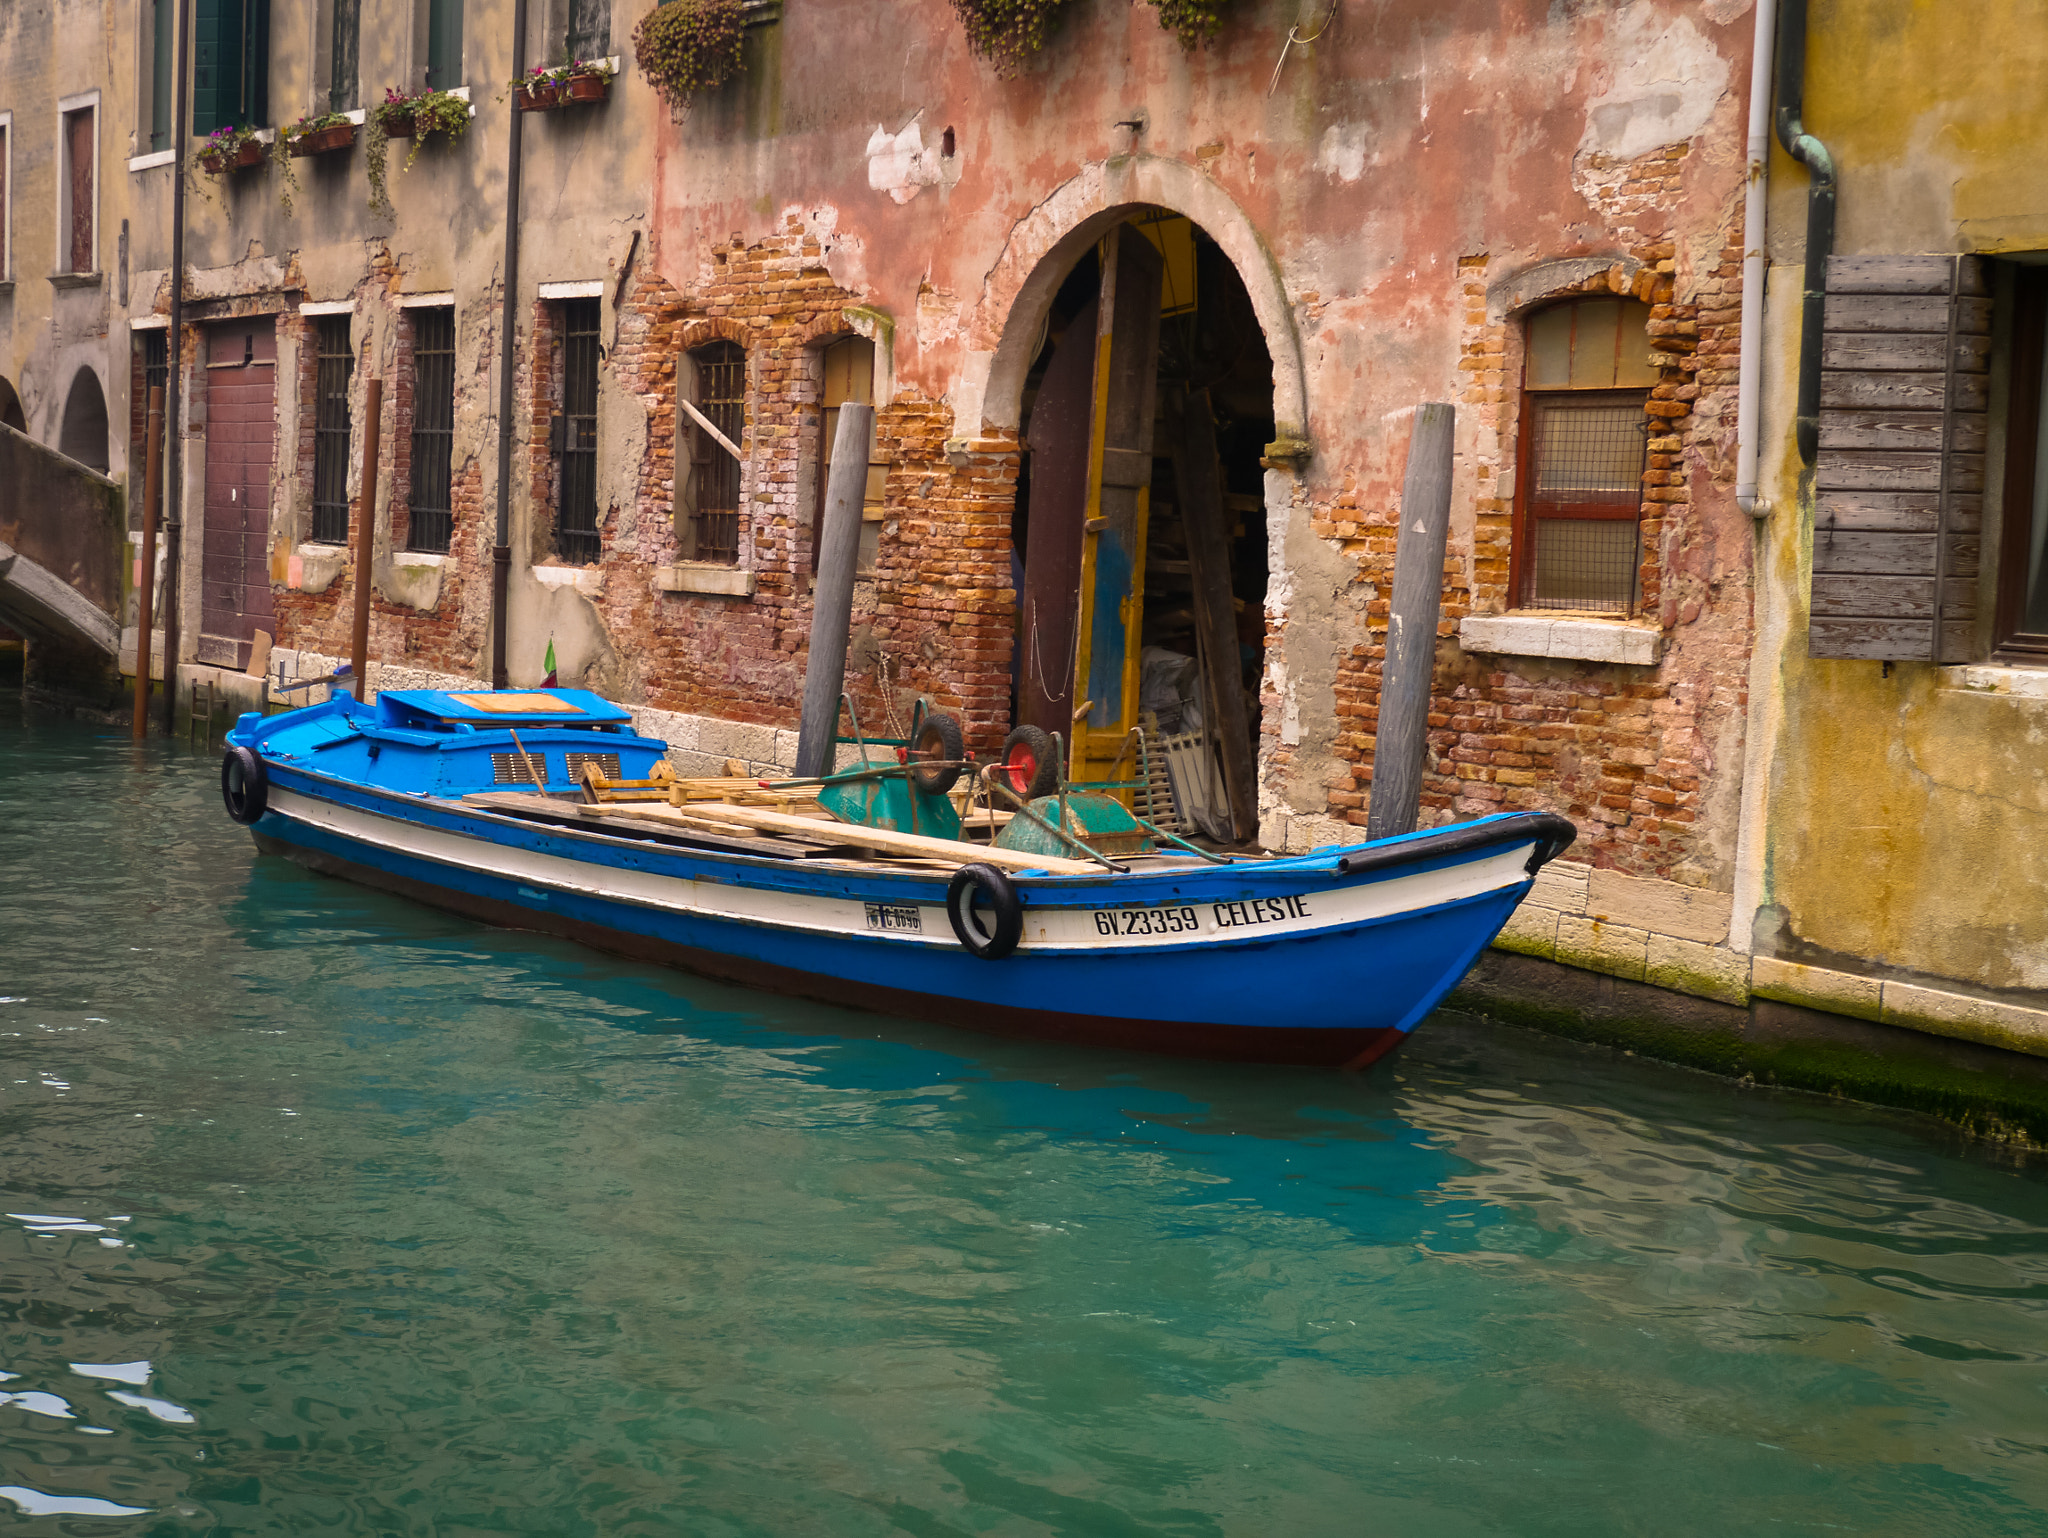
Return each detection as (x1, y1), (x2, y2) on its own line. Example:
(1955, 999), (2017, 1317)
(3, 712), (2047, 1534)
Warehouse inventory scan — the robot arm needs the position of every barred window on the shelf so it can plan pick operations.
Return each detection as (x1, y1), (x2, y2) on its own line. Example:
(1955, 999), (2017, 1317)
(690, 341), (745, 564)
(1514, 298), (1655, 613)
(407, 307), (455, 554)
(309, 317), (353, 545)
(556, 298), (601, 563)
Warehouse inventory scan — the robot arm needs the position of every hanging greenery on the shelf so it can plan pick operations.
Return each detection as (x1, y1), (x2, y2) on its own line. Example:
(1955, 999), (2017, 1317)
(364, 88), (471, 219)
(950, 0), (1079, 76)
(632, 0), (746, 112)
(1144, 0), (1234, 50)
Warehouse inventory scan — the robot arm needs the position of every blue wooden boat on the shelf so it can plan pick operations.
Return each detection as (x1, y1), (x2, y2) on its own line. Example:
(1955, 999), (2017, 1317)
(218, 686), (1575, 1068)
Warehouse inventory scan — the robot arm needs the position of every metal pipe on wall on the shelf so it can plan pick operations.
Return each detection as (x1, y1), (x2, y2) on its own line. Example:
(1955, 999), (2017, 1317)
(491, 0), (530, 691)
(132, 386), (163, 737)
(1773, 0), (1835, 471)
(1734, 0), (1779, 516)
(351, 379), (385, 691)
(159, 0), (191, 736)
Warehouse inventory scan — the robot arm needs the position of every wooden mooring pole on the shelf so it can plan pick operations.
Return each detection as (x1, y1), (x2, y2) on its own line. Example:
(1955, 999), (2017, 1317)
(132, 386), (163, 738)
(350, 378), (383, 697)
(1365, 403), (1456, 843)
(794, 401), (875, 780)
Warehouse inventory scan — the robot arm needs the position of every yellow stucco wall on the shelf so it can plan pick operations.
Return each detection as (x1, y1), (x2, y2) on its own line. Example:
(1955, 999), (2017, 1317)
(1756, 1), (2048, 995)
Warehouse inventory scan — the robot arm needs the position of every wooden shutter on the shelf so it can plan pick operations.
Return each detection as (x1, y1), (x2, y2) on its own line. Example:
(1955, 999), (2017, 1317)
(567, 0), (609, 61)
(191, 0), (267, 134)
(1811, 254), (1989, 662)
(65, 111), (93, 274)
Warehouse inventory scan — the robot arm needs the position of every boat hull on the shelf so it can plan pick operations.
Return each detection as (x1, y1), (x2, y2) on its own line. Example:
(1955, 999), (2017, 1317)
(240, 768), (1560, 1069)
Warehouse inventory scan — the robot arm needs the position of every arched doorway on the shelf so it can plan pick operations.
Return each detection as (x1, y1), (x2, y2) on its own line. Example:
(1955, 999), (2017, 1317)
(0, 376), (25, 434)
(1006, 210), (1275, 842)
(58, 367), (110, 472)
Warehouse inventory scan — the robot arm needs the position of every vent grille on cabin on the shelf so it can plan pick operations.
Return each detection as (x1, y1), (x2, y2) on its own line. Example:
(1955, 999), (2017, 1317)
(491, 752), (549, 784)
(563, 752), (623, 783)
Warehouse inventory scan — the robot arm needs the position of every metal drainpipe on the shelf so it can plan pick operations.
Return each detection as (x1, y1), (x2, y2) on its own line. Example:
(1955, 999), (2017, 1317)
(1733, 0), (1779, 516)
(1773, 0), (1836, 470)
(159, 0), (192, 736)
(491, 0), (529, 690)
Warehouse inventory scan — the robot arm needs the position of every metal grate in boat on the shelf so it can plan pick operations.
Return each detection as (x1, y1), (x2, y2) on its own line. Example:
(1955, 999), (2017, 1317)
(563, 752), (622, 783)
(491, 752), (550, 785)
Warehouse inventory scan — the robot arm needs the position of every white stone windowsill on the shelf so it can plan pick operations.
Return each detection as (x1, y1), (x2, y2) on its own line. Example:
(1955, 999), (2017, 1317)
(534, 564), (603, 594)
(296, 540), (348, 557)
(1941, 662), (2048, 700)
(1460, 613), (1661, 666)
(656, 563), (755, 598)
(128, 148), (177, 173)
(393, 551), (448, 568)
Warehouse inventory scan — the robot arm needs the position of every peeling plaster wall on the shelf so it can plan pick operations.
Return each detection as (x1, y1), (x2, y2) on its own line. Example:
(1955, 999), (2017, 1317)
(1748, 3), (2048, 997)
(644, 0), (1755, 880)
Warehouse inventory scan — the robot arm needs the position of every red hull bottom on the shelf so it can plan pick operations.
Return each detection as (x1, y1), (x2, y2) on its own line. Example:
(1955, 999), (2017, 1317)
(260, 836), (1410, 1070)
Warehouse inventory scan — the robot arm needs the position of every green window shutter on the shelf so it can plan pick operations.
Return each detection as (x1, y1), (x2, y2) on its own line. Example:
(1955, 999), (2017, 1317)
(1809, 255), (1989, 663)
(150, 0), (175, 151)
(190, 0), (268, 134)
(426, 0), (463, 90)
(191, 0), (236, 136)
(329, 0), (360, 112)
(567, 0), (609, 61)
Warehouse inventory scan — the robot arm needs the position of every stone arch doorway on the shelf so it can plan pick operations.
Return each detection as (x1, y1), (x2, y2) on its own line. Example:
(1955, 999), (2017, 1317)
(0, 376), (25, 434)
(58, 367), (110, 472)
(999, 202), (1278, 842)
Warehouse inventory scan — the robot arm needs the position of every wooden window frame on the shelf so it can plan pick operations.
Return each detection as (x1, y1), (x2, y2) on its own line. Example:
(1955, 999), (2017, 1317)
(56, 97), (98, 278)
(0, 114), (12, 285)
(1509, 386), (1652, 615)
(1995, 266), (2048, 660)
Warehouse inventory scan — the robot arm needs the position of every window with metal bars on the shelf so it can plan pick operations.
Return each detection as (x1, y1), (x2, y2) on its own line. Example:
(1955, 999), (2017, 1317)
(690, 341), (745, 564)
(142, 330), (168, 406)
(407, 307), (455, 553)
(309, 317), (354, 545)
(1513, 298), (1654, 613)
(556, 299), (601, 562)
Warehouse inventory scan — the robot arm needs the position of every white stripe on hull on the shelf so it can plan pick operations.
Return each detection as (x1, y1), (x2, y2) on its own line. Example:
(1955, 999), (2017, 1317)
(265, 785), (1534, 955)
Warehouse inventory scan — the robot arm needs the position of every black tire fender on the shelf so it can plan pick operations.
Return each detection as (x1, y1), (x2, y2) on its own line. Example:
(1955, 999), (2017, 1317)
(909, 711), (966, 796)
(221, 743), (270, 826)
(946, 863), (1024, 960)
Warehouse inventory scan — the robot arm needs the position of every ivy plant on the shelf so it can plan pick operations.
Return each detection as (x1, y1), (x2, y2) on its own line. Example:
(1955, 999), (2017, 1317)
(632, 0), (745, 112)
(1145, 0), (1235, 49)
(365, 88), (471, 219)
(950, 0), (1079, 75)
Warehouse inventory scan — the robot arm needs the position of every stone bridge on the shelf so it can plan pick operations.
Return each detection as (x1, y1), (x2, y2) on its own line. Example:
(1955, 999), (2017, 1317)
(0, 422), (128, 709)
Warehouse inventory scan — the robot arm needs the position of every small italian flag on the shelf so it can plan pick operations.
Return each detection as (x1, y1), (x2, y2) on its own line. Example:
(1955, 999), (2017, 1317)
(542, 638), (558, 688)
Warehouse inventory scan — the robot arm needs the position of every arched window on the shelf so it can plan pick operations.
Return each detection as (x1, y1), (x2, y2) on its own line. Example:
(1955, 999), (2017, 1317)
(1512, 297), (1655, 612)
(58, 366), (109, 472)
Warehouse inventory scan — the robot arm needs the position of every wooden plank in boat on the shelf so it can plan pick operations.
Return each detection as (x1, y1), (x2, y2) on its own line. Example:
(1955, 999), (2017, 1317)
(693, 803), (1100, 875)
(462, 791), (821, 859)
(449, 691), (585, 714)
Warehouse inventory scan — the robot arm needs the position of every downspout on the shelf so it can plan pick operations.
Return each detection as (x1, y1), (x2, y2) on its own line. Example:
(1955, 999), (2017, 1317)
(159, 0), (192, 736)
(1733, 0), (1778, 516)
(1773, 0), (1835, 469)
(491, 0), (529, 690)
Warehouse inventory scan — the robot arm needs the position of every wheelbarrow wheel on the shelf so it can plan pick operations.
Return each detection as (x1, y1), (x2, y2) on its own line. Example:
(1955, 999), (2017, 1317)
(909, 711), (966, 795)
(996, 725), (1059, 801)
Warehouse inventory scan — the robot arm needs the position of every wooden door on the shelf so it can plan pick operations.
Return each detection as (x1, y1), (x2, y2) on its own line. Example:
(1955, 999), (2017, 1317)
(1017, 293), (1098, 739)
(1069, 226), (1164, 784)
(199, 320), (277, 669)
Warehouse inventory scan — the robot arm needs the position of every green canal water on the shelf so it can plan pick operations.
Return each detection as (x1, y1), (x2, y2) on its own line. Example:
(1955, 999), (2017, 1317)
(2, 711), (2046, 1536)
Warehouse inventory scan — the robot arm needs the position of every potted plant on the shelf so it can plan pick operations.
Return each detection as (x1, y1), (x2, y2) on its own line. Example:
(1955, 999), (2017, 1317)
(284, 109), (356, 158)
(515, 56), (618, 110)
(632, 0), (744, 111)
(197, 123), (266, 174)
(366, 86), (472, 218)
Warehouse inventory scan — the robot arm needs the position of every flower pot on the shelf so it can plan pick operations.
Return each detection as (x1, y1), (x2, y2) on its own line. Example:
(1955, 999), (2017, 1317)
(199, 140), (266, 174)
(516, 79), (563, 111)
(380, 108), (418, 139)
(564, 73), (611, 103)
(287, 122), (357, 158)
